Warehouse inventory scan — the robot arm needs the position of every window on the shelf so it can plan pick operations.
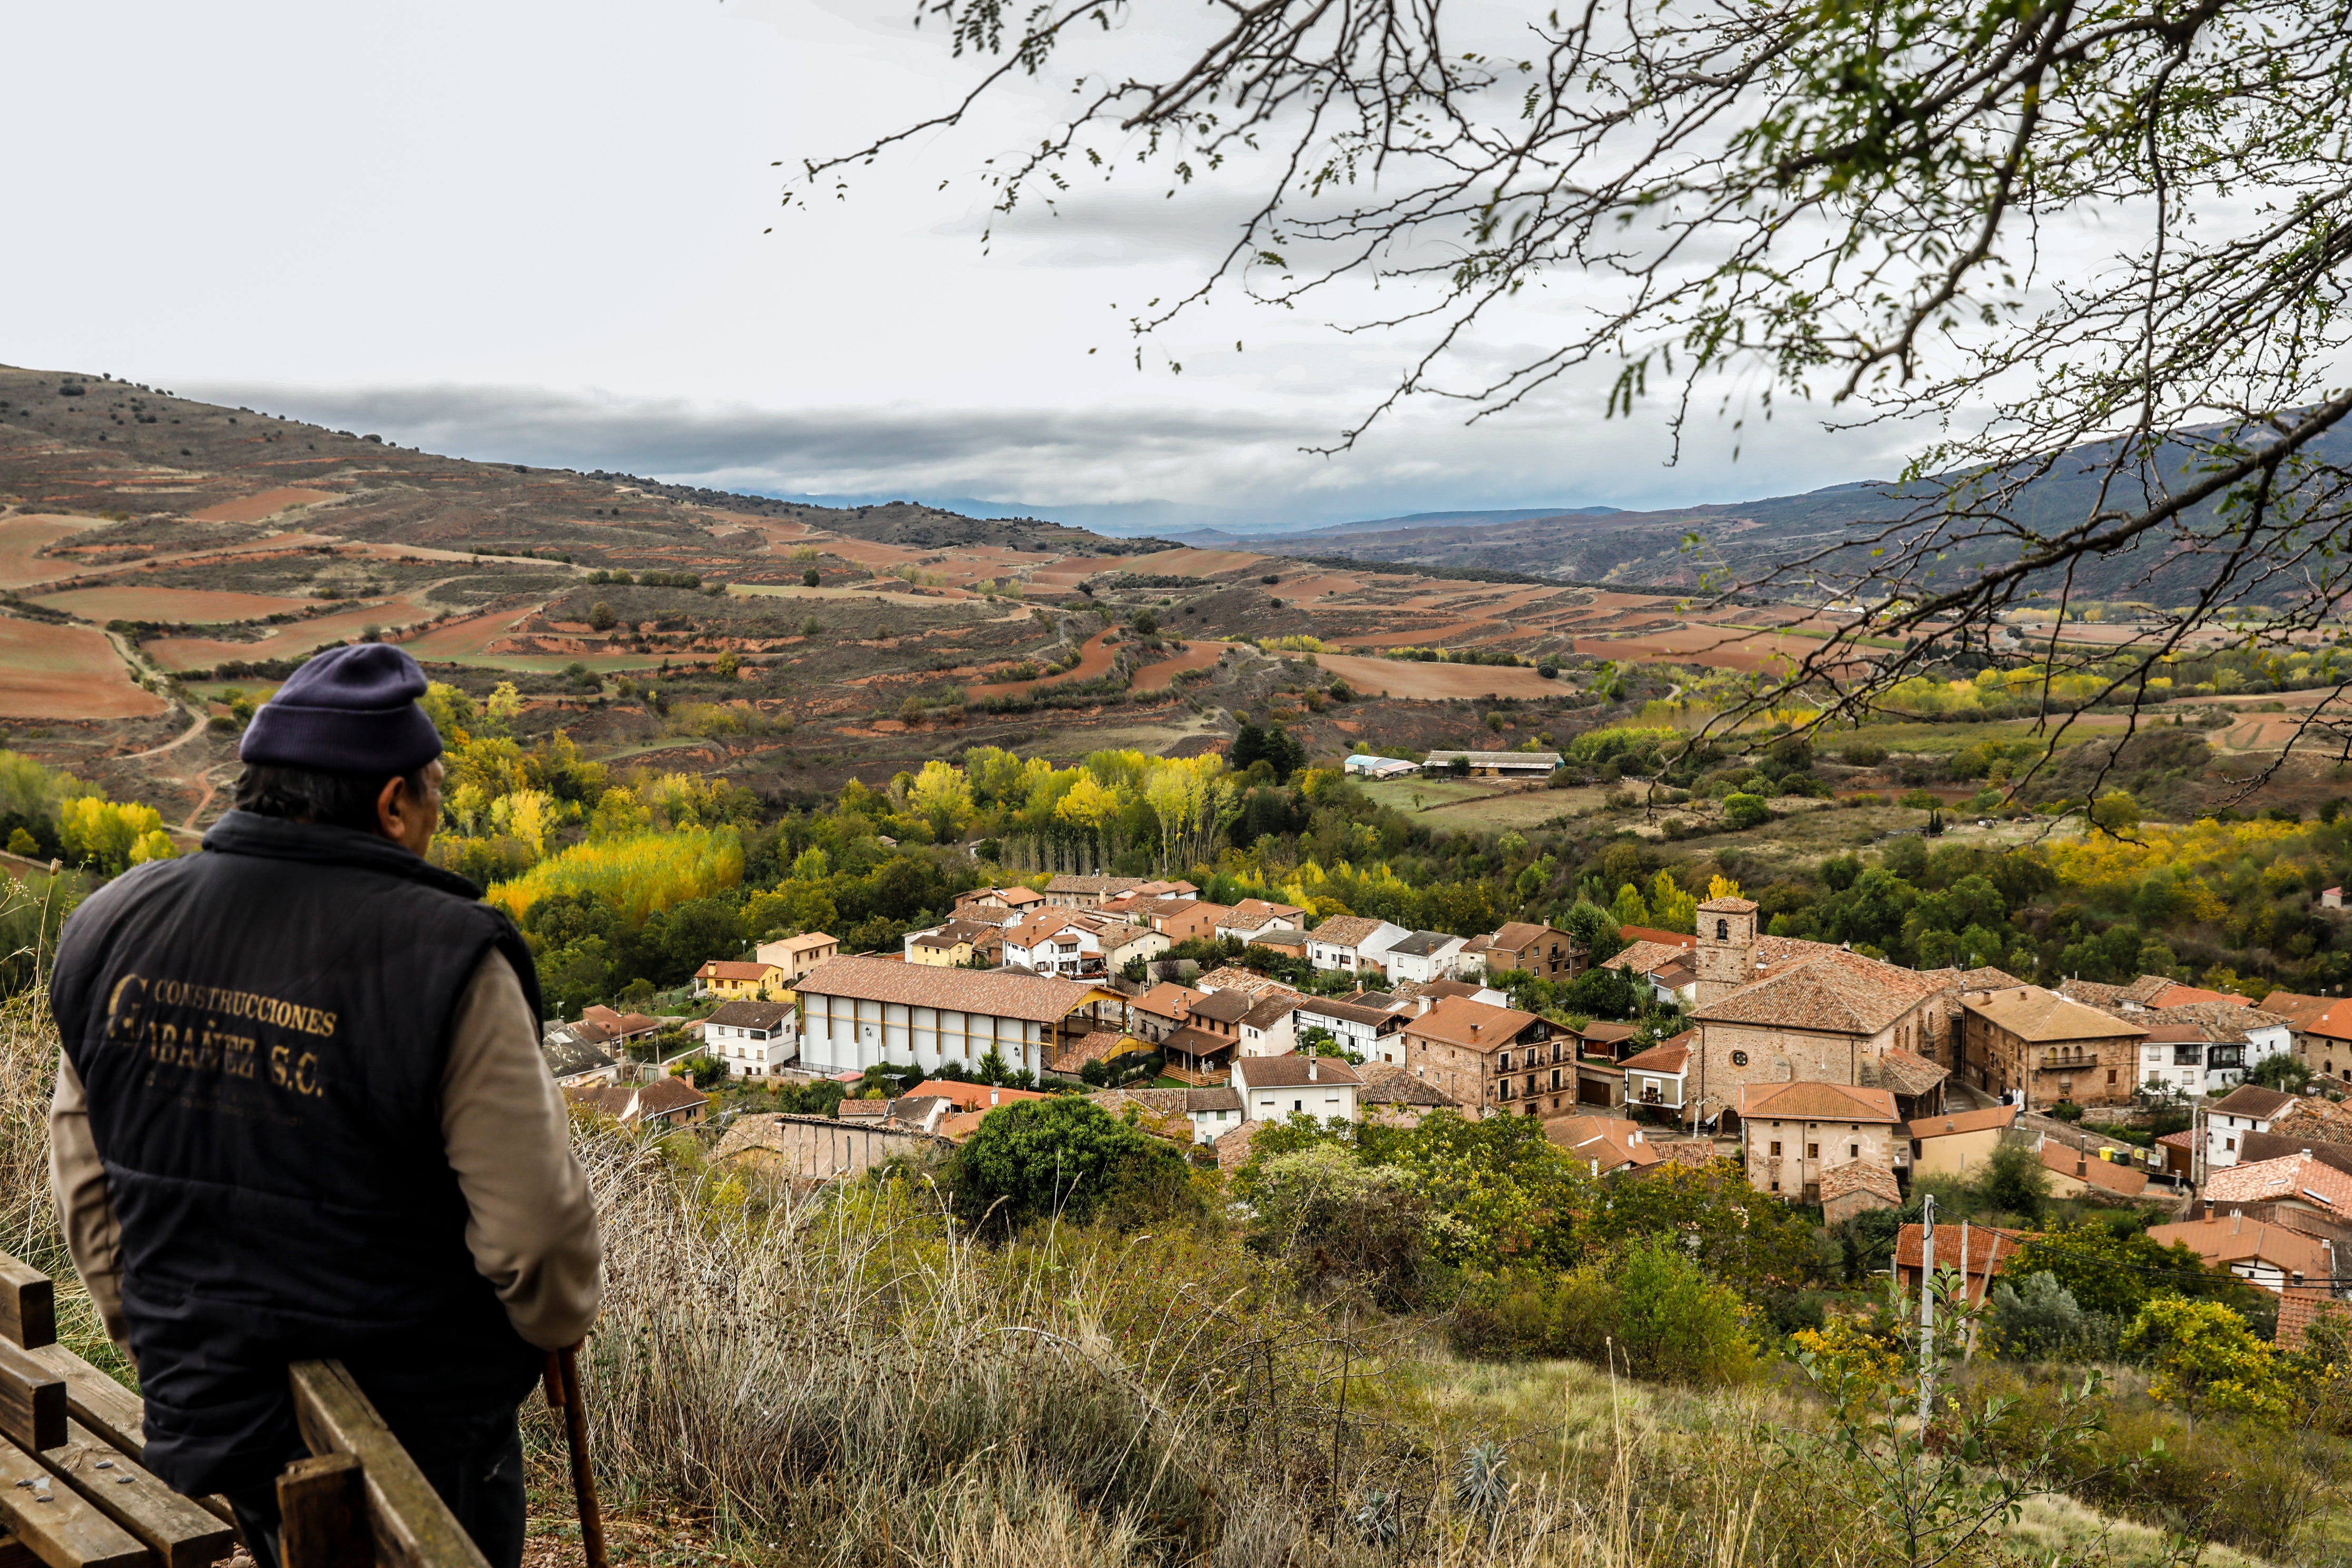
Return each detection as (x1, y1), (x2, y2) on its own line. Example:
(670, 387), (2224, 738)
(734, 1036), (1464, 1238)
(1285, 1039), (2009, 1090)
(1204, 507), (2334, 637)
(1716, 918), (1730, 941)
(1807, 1143), (1820, 1159)
(1770, 1180), (1780, 1192)
(1848, 1143), (1859, 1159)
(2226, 1136), (2237, 1151)
(1731, 1050), (1749, 1066)
(1769, 1140), (1782, 1156)
(1500, 1051), (1513, 1071)
(1550, 1068), (1562, 1090)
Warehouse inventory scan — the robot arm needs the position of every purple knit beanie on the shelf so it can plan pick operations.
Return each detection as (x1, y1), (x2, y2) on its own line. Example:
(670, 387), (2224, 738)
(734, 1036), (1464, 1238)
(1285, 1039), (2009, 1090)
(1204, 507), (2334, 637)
(239, 643), (445, 774)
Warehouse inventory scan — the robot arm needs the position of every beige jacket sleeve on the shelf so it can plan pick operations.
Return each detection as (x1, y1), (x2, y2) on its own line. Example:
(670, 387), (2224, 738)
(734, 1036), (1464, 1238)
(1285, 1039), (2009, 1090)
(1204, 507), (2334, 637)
(49, 1053), (128, 1347)
(442, 952), (603, 1349)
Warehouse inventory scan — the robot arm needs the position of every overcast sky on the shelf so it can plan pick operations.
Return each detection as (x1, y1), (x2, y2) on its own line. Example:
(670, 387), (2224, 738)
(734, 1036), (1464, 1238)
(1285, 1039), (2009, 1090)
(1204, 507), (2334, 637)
(3, 0), (1933, 530)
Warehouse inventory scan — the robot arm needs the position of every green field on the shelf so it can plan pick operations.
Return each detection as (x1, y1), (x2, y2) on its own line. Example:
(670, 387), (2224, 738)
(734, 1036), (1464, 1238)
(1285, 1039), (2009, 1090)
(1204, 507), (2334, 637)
(1828, 718), (2115, 757)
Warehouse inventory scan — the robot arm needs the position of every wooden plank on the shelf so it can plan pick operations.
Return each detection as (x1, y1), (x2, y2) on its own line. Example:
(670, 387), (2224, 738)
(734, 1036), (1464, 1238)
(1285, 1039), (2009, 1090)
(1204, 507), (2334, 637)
(39, 1419), (235, 1568)
(0, 1434), (148, 1568)
(0, 1342), (66, 1453)
(277, 1454), (369, 1568)
(21, 1345), (236, 1528)
(0, 1534), (41, 1568)
(17, 1350), (140, 1464)
(0, 1256), (56, 1350)
(290, 1360), (489, 1568)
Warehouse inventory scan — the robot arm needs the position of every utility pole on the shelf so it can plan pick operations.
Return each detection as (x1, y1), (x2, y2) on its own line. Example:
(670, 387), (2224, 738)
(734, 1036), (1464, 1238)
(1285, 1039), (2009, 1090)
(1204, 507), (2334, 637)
(1918, 1192), (1937, 1431)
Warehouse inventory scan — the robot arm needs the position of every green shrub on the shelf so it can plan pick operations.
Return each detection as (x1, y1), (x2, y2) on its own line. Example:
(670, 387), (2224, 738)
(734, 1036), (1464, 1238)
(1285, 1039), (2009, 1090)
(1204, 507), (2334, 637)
(1722, 792), (1771, 830)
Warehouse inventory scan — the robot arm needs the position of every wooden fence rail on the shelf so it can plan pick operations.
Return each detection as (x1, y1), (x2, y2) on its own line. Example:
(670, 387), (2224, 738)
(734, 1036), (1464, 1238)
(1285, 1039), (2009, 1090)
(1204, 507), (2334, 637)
(0, 1251), (486, 1568)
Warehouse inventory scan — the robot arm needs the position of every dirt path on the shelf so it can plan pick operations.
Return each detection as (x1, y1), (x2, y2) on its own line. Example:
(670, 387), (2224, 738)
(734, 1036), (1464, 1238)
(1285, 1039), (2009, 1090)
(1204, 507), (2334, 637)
(119, 708), (210, 760)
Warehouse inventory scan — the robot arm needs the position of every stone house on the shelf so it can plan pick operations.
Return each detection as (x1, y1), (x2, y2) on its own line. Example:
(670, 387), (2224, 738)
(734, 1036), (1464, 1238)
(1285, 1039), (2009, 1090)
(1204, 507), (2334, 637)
(1957, 983), (2149, 1109)
(1736, 1079), (1903, 1201)
(1401, 996), (1565, 1120)
(1819, 1159), (1903, 1227)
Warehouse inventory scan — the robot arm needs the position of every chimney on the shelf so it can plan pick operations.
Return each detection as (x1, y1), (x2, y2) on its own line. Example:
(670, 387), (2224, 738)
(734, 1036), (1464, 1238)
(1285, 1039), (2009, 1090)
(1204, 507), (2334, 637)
(990, 1089), (1000, 1106)
(2232, 1209), (2241, 1233)
(1310, 1055), (1319, 1082)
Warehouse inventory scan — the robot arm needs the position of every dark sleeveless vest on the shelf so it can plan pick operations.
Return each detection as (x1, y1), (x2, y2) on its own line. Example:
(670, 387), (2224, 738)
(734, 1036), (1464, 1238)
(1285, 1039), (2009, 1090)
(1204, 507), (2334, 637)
(49, 811), (547, 1494)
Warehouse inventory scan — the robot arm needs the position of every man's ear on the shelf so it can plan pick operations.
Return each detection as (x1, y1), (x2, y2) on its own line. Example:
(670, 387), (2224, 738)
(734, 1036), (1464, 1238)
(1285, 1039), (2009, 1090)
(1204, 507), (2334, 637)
(375, 773), (410, 841)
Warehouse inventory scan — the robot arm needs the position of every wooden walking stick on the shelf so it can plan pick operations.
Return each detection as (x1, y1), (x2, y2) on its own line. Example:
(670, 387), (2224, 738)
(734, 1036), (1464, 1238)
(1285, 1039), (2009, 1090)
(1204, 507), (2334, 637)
(543, 1346), (609, 1568)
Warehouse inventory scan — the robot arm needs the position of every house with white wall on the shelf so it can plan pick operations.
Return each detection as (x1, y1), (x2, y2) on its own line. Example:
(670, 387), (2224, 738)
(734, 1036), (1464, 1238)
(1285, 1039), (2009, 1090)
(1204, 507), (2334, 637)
(702, 999), (797, 1079)
(1304, 915), (1410, 976)
(1232, 1052), (1363, 1124)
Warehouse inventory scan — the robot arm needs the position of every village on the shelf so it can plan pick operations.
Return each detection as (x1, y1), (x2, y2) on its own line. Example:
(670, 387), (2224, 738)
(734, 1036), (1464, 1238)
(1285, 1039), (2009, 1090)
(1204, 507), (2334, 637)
(535, 866), (2352, 1354)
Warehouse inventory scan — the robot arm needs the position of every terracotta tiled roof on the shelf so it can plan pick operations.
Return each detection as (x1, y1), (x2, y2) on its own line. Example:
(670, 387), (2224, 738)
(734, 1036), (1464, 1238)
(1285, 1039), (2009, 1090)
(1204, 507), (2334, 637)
(1045, 875), (1146, 895)
(1190, 988), (1253, 1023)
(2147, 1215), (2333, 1279)
(1697, 895), (1758, 914)
(1819, 1160), (1902, 1206)
(567, 1076), (709, 1123)
(1194, 967), (1291, 997)
(2036, 1139), (2150, 1196)
(2156, 1129), (2196, 1151)
(2252, 989), (2337, 1028)
(1186, 1086), (1243, 1112)
(1698, 950), (1938, 1034)
(1235, 1054), (1365, 1089)
(1909, 1104), (2020, 1139)
(1045, 1031), (1147, 1074)
(1162, 1024), (1238, 1060)
(1895, 1222), (2028, 1276)
(1961, 986), (2148, 1043)
(1605, 939), (1697, 979)
(1548, 1115), (1662, 1170)
(797, 954), (1110, 1022)
(697, 960), (779, 982)
(2276, 1287), (2341, 1350)
(1242, 994), (1302, 1028)
(1405, 996), (1543, 1053)
(1619, 1040), (1691, 1074)
(1083, 1087), (1192, 1142)
(1860, 1048), (1952, 1097)
(1243, 928), (1310, 952)
(705, 1000), (793, 1030)
(906, 1079), (1052, 1112)
(1737, 1080), (1900, 1122)
(2137, 1001), (2290, 1045)
(1356, 1062), (1458, 1107)
(1213, 1118), (1266, 1171)
(2268, 1097), (2352, 1145)
(1309, 915), (1391, 948)
(768, 932), (840, 955)
(2204, 1150), (2352, 1211)
(1134, 982), (1206, 1018)
(1617, 926), (1697, 950)
(2208, 1084), (2299, 1121)
(1489, 920), (1570, 952)
(1926, 965), (2027, 992)
(2150, 982), (2252, 1008)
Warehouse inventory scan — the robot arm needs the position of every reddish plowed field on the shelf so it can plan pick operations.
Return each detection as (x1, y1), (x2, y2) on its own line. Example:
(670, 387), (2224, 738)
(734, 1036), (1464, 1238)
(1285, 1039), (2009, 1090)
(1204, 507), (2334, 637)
(1123, 547), (1269, 577)
(1569, 626), (1841, 673)
(146, 596), (437, 672)
(1328, 619), (1506, 650)
(1316, 653), (1560, 699)
(187, 487), (338, 523)
(968, 628), (1119, 698)
(0, 621), (165, 718)
(1132, 639), (1231, 691)
(0, 515), (98, 588)
(36, 585), (313, 622)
